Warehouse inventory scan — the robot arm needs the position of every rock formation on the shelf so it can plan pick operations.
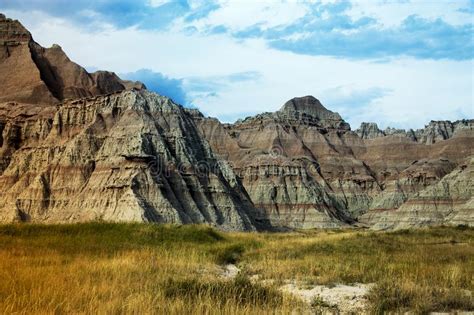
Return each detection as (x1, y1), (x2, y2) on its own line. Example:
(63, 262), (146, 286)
(194, 96), (369, 229)
(196, 97), (473, 229)
(0, 90), (266, 230)
(0, 14), (144, 105)
(0, 13), (472, 230)
(363, 157), (474, 229)
(355, 119), (474, 144)
(356, 122), (385, 139)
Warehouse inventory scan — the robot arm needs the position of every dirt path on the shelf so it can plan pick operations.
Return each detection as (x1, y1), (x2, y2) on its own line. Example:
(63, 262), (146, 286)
(218, 263), (372, 313)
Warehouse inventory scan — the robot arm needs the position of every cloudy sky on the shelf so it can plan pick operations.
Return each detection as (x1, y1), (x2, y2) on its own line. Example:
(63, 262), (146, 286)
(1, 0), (473, 129)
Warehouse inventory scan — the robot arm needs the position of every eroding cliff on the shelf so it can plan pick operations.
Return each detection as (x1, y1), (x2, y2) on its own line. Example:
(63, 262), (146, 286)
(196, 97), (473, 229)
(0, 13), (472, 230)
(0, 90), (266, 230)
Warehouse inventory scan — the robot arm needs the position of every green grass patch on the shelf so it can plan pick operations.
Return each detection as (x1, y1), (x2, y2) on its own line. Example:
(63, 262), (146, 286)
(0, 223), (226, 256)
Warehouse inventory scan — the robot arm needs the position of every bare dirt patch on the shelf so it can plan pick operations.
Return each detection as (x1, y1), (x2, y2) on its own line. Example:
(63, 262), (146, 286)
(280, 282), (373, 314)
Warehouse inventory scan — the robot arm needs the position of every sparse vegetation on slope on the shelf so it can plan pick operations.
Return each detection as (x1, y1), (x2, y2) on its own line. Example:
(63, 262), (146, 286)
(0, 224), (472, 313)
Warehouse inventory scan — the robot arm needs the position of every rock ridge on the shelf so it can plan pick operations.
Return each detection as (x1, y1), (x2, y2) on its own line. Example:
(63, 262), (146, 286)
(356, 119), (474, 144)
(0, 15), (144, 105)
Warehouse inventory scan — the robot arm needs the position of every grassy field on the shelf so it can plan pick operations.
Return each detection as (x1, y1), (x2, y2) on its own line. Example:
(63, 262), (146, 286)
(0, 224), (472, 314)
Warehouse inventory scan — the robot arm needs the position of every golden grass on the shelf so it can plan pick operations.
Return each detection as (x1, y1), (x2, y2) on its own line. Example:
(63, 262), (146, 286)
(0, 224), (472, 314)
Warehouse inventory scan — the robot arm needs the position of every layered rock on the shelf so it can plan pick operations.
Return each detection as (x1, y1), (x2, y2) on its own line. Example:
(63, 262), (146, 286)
(0, 90), (265, 230)
(2, 87), (471, 229)
(367, 158), (456, 211)
(350, 125), (473, 221)
(197, 97), (473, 229)
(0, 14), (144, 105)
(278, 96), (350, 130)
(363, 157), (474, 229)
(0, 13), (472, 230)
(195, 96), (379, 228)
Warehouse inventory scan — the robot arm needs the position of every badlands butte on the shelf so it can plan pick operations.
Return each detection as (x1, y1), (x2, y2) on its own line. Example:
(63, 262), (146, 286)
(0, 14), (473, 231)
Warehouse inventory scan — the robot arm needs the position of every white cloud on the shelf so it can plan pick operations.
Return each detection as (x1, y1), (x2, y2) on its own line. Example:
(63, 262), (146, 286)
(148, 0), (171, 8)
(2, 8), (472, 129)
(185, 0), (309, 32)
(347, 0), (473, 28)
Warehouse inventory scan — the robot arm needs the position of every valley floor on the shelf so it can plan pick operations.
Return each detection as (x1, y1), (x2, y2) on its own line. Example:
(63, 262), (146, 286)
(0, 223), (472, 314)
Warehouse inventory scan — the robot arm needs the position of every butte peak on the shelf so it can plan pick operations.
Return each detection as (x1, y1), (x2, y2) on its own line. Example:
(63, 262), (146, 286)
(0, 13), (145, 105)
(280, 95), (325, 112)
(278, 95), (343, 121)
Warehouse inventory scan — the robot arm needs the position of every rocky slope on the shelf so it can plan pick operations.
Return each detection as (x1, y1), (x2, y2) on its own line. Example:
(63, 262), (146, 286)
(362, 157), (474, 229)
(194, 96), (369, 228)
(195, 97), (473, 229)
(0, 14), (472, 230)
(0, 14), (144, 105)
(0, 90), (266, 230)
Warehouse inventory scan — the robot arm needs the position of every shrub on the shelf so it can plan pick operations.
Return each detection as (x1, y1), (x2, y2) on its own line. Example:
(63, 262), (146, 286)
(163, 275), (283, 308)
(214, 244), (246, 264)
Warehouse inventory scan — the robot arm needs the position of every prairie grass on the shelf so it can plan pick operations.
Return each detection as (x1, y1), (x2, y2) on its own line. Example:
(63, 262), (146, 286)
(0, 223), (472, 314)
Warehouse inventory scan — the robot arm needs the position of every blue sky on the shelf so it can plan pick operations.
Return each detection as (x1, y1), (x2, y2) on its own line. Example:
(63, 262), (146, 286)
(1, 0), (473, 129)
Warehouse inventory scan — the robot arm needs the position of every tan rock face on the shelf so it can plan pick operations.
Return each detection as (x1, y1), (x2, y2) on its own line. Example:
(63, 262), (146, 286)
(0, 14), (144, 105)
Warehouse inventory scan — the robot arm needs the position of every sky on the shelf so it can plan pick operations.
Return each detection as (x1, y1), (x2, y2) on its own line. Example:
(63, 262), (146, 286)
(1, 0), (473, 129)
